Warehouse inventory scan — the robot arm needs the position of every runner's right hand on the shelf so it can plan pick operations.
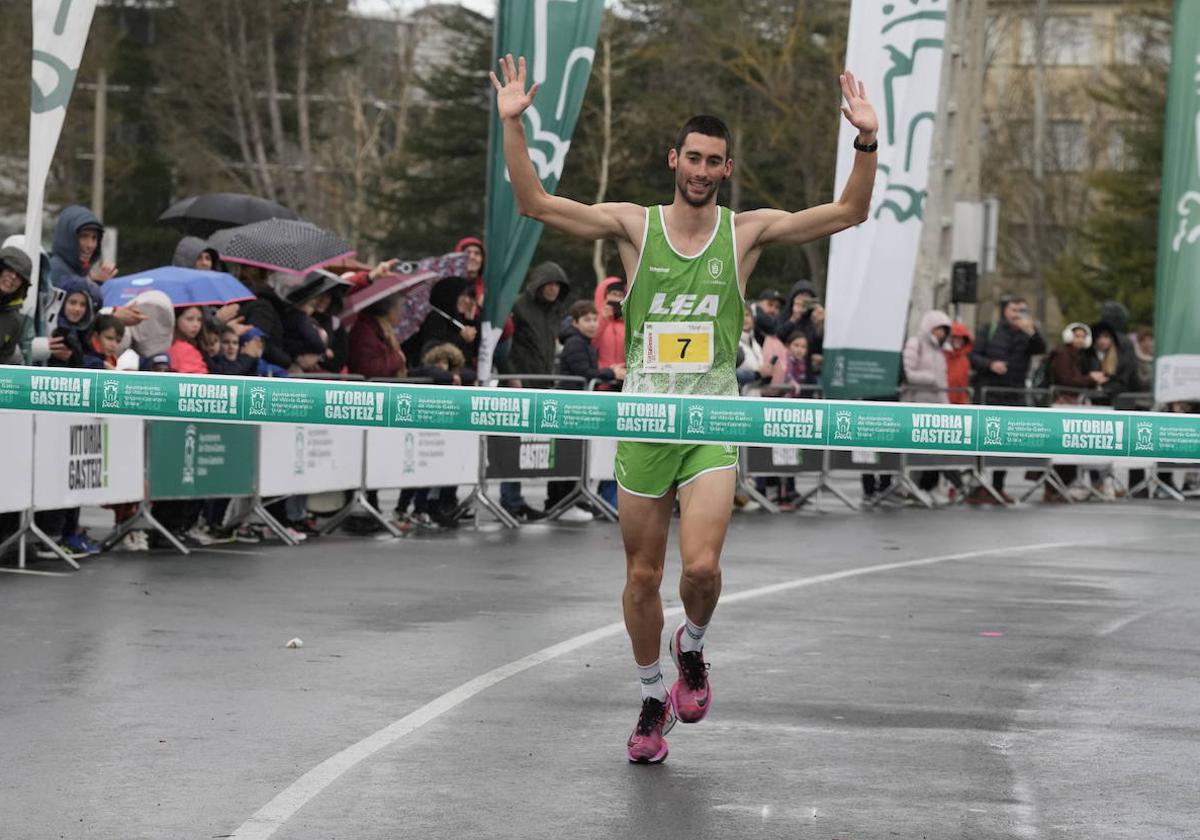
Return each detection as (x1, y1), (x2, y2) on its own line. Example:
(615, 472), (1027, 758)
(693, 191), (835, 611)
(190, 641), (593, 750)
(490, 54), (539, 121)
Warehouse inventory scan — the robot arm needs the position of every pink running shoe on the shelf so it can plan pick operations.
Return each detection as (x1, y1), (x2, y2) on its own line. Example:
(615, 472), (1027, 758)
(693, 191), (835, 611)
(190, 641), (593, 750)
(626, 695), (676, 764)
(669, 623), (712, 723)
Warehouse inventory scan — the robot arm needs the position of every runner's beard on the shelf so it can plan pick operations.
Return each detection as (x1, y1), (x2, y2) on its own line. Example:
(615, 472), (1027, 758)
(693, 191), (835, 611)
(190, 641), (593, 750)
(676, 172), (720, 208)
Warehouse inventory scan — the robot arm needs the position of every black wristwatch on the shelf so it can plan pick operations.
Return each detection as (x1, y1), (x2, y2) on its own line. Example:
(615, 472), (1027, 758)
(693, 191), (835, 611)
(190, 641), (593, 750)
(853, 137), (878, 153)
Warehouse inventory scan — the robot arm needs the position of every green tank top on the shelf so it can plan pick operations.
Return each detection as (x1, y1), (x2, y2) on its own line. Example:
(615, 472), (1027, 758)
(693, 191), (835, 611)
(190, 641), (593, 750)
(624, 205), (743, 396)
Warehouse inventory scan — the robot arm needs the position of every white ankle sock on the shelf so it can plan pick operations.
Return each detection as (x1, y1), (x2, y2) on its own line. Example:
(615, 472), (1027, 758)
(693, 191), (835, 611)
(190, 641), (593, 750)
(680, 618), (707, 654)
(636, 660), (667, 702)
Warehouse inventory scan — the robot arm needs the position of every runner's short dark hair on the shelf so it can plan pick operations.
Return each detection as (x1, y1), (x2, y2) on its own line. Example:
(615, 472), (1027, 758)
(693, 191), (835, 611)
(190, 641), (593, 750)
(674, 115), (732, 159)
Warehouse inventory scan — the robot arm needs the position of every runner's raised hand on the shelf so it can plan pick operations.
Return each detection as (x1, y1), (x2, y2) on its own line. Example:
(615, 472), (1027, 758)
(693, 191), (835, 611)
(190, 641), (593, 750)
(490, 54), (539, 121)
(839, 70), (878, 138)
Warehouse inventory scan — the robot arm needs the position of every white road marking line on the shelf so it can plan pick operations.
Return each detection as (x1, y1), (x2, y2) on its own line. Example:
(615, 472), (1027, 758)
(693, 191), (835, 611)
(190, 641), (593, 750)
(0, 567), (71, 577)
(192, 547), (265, 556)
(1096, 609), (1156, 637)
(229, 540), (1078, 840)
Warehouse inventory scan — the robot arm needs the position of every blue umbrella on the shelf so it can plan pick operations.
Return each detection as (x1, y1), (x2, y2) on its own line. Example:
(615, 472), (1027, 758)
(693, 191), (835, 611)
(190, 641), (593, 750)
(101, 267), (255, 309)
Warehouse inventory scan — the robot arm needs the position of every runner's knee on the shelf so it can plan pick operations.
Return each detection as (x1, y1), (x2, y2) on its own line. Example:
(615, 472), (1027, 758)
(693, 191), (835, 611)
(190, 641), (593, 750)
(681, 554), (721, 590)
(625, 563), (663, 595)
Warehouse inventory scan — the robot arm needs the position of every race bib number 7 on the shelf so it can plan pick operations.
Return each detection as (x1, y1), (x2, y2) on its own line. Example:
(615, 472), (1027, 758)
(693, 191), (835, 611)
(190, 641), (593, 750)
(642, 321), (714, 373)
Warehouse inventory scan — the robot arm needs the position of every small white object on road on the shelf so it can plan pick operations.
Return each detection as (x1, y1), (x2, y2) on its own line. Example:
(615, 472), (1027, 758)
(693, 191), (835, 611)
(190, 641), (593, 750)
(285, 638), (303, 649)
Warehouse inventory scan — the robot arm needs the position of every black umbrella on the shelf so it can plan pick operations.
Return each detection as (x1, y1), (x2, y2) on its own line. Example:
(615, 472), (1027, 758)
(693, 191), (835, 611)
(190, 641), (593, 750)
(157, 192), (300, 239)
(215, 218), (355, 276)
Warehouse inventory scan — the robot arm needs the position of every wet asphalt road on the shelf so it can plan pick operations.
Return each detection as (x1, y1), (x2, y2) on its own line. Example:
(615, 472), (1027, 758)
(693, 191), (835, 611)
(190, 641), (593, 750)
(2, 501), (1199, 840)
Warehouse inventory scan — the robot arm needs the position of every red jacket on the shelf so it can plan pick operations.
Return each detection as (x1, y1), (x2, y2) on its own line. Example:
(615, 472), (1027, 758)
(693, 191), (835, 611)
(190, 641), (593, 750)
(458, 235), (514, 341)
(592, 276), (626, 370)
(944, 321), (973, 405)
(349, 317), (406, 379)
(169, 338), (208, 374)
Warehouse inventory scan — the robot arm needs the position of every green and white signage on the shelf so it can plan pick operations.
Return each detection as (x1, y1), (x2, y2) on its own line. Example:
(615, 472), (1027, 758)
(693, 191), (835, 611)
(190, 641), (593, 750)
(23, 0), (98, 316)
(823, 0), (947, 398)
(479, 0), (605, 380)
(1154, 1), (1200, 404)
(148, 421), (257, 499)
(1, 368), (1198, 462)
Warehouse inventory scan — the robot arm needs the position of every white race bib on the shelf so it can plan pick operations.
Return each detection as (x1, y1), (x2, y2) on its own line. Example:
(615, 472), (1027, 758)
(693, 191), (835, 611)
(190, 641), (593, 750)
(642, 321), (714, 374)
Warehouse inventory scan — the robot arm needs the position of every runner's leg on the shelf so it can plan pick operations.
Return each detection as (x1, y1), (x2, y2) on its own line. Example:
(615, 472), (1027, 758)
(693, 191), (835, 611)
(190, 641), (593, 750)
(619, 486), (678, 763)
(619, 487), (675, 667)
(676, 467), (735, 626)
(669, 467), (735, 722)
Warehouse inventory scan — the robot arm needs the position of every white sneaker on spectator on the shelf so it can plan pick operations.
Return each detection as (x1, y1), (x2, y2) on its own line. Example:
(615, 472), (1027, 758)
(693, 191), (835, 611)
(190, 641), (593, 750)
(261, 526), (306, 542)
(185, 525), (219, 546)
(927, 488), (951, 506)
(556, 506), (594, 523)
(121, 530), (149, 552)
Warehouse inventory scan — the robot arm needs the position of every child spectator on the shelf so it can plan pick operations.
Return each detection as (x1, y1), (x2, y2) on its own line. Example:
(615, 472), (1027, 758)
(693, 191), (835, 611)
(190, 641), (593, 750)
(558, 300), (625, 387)
(82, 314), (125, 370)
(411, 342), (466, 385)
(31, 283), (100, 556)
(780, 324), (811, 396)
(141, 352), (171, 372)
(169, 305), (209, 373)
(944, 321), (973, 405)
(239, 327), (288, 377)
(208, 326), (256, 376)
(200, 315), (223, 362)
(49, 288), (95, 368)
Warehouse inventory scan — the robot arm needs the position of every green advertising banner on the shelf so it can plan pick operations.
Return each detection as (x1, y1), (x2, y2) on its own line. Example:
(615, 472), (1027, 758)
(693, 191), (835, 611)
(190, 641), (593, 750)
(1154, 1), (1200, 404)
(479, 0), (605, 379)
(148, 421), (257, 499)
(1, 367), (1198, 462)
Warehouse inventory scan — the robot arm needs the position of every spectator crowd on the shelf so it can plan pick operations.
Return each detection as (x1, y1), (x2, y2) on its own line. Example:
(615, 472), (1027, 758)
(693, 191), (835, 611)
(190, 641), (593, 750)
(1, 200), (1194, 562)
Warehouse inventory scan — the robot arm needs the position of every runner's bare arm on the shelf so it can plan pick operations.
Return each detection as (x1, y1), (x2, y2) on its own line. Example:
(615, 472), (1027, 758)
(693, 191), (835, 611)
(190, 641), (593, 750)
(738, 71), (879, 252)
(491, 54), (641, 243)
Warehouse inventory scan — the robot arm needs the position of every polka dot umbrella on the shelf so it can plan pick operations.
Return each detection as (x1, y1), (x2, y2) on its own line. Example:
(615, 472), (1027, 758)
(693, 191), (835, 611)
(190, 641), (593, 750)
(215, 219), (355, 276)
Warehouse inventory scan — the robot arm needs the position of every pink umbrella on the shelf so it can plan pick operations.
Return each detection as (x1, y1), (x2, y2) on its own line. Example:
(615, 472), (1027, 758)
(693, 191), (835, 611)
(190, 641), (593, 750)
(341, 252), (468, 342)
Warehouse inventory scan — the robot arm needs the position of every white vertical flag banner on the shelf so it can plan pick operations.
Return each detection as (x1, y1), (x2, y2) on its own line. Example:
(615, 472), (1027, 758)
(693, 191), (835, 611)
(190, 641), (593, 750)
(823, 1), (948, 398)
(23, 0), (99, 316)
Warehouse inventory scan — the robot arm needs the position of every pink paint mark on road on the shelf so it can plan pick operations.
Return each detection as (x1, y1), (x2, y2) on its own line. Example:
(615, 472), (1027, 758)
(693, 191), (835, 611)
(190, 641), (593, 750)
(980, 631), (1004, 637)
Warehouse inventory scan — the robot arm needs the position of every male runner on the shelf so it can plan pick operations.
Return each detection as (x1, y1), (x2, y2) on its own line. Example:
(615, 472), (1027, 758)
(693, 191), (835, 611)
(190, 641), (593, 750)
(491, 55), (879, 764)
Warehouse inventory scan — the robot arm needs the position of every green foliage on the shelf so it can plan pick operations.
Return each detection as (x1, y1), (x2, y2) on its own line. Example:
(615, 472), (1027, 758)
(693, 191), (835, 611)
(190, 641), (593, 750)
(1047, 2), (1171, 328)
(371, 6), (492, 260)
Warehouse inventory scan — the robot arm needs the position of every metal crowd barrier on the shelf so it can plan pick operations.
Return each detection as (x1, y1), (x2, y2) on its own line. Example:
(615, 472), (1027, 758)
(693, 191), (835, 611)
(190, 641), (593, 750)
(450, 374), (593, 529)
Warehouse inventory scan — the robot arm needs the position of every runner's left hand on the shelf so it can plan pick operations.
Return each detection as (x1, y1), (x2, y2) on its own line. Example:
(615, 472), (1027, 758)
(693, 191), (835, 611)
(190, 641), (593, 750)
(839, 71), (878, 141)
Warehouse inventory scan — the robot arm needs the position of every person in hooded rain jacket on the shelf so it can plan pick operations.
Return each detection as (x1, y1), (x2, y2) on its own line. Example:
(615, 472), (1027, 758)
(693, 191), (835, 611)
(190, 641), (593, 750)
(172, 236), (222, 271)
(901, 309), (952, 404)
(48, 205), (116, 306)
(944, 321), (973, 405)
(409, 275), (480, 377)
(0, 246), (37, 365)
(502, 261), (571, 378)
